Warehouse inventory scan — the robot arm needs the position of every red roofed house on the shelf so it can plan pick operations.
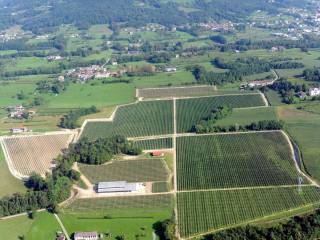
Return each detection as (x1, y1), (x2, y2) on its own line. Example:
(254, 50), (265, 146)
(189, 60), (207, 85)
(151, 151), (164, 157)
(74, 232), (98, 240)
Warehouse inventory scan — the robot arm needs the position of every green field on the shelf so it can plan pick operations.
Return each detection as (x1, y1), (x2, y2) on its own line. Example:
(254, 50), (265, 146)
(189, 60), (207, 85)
(0, 147), (26, 197)
(152, 182), (169, 193)
(134, 138), (173, 150)
(0, 211), (62, 240)
(176, 94), (266, 133)
(60, 208), (172, 240)
(279, 105), (320, 181)
(176, 132), (302, 190)
(81, 100), (173, 140)
(264, 90), (284, 106)
(79, 159), (169, 183)
(214, 107), (277, 126)
(64, 194), (173, 212)
(177, 186), (320, 238)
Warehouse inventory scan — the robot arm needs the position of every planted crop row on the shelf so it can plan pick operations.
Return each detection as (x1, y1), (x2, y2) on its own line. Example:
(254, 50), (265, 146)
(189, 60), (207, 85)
(177, 132), (304, 190)
(177, 186), (320, 238)
(176, 94), (265, 133)
(138, 86), (217, 99)
(134, 138), (173, 150)
(81, 100), (173, 140)
(78, 159), (169, 183)
(65, 194), (173, 213)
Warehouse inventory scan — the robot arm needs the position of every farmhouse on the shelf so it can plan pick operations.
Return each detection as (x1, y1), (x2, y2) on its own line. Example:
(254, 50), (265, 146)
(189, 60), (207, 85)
(96, 181), (144, 193)
(248, 79), (275, 88)
(10, 127), (28, 134)
(74, 232), (98, 240)
(309, 87), (320, 96)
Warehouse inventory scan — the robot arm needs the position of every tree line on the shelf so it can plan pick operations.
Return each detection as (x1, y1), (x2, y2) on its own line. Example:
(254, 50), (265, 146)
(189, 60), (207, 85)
(59, 106), (99, 129)
(203, 209), (320, 240)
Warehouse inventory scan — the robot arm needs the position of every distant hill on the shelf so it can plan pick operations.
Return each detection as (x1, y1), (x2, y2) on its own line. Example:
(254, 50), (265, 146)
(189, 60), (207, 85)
(0, 0), (313, 34)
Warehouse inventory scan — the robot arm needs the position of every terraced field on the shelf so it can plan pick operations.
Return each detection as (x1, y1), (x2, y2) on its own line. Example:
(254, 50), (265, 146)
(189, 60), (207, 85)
(79, 159), (169, 183)
(177, 186), (320, 238)
(81, 100), (173, 140)
(176, 132), (303, 190)
(2, 133), (74, 177)
(134, 137), (173, 150)
(176, 94), (266, 132)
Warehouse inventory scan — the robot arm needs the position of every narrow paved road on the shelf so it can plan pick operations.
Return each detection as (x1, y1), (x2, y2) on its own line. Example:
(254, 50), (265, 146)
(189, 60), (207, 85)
(54, 213), (71, 240)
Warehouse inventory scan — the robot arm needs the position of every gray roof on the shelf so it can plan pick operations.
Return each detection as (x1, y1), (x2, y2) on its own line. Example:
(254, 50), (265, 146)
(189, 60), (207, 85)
(97, 181), (140, 193)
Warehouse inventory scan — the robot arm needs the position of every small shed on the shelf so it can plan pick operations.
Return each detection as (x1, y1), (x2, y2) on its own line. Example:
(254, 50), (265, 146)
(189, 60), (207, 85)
(151, 151), (164, 157)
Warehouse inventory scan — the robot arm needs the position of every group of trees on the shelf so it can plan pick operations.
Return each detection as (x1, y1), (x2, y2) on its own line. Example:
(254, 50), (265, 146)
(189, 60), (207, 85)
(268, 78), (307, 104)
(204, 209), (320, 240)
(64, 136), (142, 165)
(194, 119), (284, 134)
(36, 80), (68, 95)
(189, 57), (304, 85)
(59, 106), (99, 129)
(0, 170), (74, 217)
(303, 67), (320, 82)
(192, 105), (233, 133)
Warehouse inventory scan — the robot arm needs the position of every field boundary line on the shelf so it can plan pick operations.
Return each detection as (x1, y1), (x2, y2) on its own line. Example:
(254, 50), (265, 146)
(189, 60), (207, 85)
(177, 184), (314, 193)
(180, 200), (320, 240)
(128, 130), (283, 142)
(281, 130), (319, 187)
(259, 90), (269, 107)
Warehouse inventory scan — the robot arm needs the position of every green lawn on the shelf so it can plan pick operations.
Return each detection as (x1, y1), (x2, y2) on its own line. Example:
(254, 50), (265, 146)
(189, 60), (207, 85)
(0, 211), (62, 240)
(60, 208), (172, 240)
(0, 147), (26, 197)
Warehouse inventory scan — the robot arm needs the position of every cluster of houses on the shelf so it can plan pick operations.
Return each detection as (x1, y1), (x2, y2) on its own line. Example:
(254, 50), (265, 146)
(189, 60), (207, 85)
(6, 105), (35, 119)
(66, 65), (124, 83)
(246, 79), (275, 88)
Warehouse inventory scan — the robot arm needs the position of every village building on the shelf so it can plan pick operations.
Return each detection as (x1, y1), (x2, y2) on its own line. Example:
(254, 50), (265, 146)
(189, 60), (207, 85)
(47, 55), (63, 61)
(165, 67), (177, 73)
(95, 71), (111, 79)
(151, 151), (165, 157)
(96, 181), (144, 194)
(248, 79), (275, 88)
(309, 87), (320, 96)
(10, 127), (28, 134)
(297, 91), (307, 99)
(74, 232), (99, 240)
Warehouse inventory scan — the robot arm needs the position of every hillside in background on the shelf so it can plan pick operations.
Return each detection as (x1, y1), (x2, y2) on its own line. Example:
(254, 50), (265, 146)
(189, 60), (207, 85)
(0, 0), (313, 33)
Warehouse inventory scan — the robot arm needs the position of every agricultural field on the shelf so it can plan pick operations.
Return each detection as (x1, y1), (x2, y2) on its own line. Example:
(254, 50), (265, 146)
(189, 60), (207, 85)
(177, 186), (320, 238)
(134, 137), (173, 150)
(137, 85), (217, 99)
(64, 194), (173, 212)
(176, 94), (266, 133)
(2, 133), (74, 177)
(0, 146), (26, 197)
(78, 159), (169, 184)
(0, 211), (62, 240)
(81, 100), (173, 140)
(279, 105), (320, 181)
(176, 132), (303, 190)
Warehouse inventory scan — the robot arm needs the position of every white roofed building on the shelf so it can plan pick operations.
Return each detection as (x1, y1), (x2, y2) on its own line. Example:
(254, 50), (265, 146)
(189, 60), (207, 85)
(309, 88), (320, 97)
(96, 181), (144, 193)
